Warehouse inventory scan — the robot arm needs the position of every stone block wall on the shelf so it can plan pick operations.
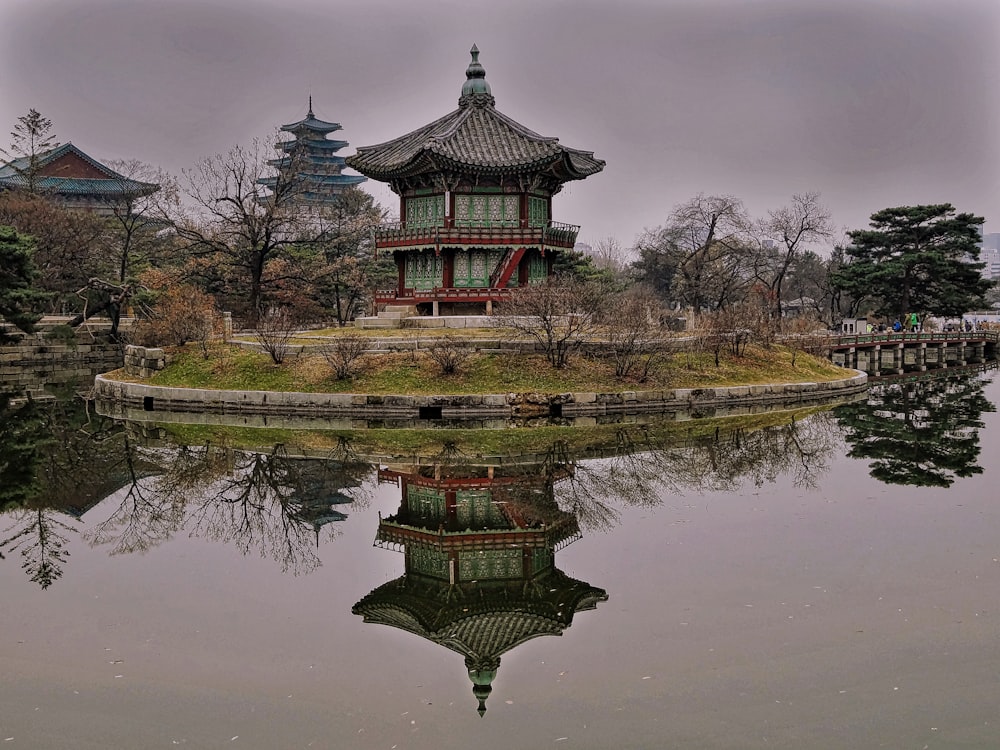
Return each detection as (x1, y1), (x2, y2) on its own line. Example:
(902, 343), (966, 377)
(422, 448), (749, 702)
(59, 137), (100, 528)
(123, 345), (167, 378)
(0, 335), (122, 393)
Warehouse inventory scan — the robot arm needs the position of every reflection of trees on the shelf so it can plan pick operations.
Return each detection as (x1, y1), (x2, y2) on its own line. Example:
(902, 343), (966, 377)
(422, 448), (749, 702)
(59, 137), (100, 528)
(87, 440), (372, 575)
(2, 395), (372, 584)
(527, 416), (841, 532)
(1, 508), (76, 589)
(834, 370), (996, 487)
(1, 394), (136, 589)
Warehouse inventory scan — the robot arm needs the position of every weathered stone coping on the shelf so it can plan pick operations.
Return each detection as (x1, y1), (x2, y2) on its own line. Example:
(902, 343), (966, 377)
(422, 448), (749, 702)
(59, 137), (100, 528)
(93, 370), (868, 422)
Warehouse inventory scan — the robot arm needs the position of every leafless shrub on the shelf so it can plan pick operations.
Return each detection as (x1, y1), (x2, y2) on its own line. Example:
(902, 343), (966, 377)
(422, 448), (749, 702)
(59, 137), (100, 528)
(781, 316), (831, 366)
(425, 335), (473, 375)
(603, 287), (667, 380)
(253, 306), (297, 364)
(496, 277), (605, 369)
(319, 334), (369, 380)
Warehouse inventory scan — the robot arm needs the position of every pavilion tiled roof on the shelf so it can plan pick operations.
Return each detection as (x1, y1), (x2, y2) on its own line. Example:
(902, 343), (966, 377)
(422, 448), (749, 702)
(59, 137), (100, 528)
(346, 46), (605, 183)
(0, 142), (159, 198)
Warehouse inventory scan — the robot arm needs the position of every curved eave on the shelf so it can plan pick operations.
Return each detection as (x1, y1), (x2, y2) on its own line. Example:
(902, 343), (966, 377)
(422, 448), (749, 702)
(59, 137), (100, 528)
(277, 138), (350, 152)
(349, 149), (601, 184)
(268, 155), (350, 169)
(280, 118), (343, 134)
(0, 176), (160, 197)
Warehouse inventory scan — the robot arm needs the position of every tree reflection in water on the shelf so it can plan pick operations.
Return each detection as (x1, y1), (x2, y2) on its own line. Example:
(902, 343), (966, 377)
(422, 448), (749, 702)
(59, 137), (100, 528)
(0, 394), (372, 586)
(88, 437), (372, 576)
(0, 381), (936, 586)
(834, 367), (996, 487)
(1, 392), (136, 588)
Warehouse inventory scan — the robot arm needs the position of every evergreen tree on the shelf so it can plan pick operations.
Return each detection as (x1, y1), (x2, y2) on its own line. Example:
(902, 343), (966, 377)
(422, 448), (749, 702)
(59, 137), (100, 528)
(0, 224), (45, 339)
(2, 109), (58, 194)
(833, 204), (991, 320)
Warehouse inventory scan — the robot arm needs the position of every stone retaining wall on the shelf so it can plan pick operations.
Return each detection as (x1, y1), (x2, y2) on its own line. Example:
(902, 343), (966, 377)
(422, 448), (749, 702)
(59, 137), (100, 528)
(1, 337), (122, 393)
(93, 371), (868, 422)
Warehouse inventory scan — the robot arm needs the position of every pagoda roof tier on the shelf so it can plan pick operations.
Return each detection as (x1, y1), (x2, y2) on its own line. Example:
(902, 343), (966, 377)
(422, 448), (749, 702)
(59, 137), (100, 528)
(279, 98), (343, 134)
(258, 173), (365, 189)
(353, 569), (607, 714)
(0, 142), (159, 198)
(346, 47), (604, 186)
(267, 155), (350, 170)
(276, 138), (350, 152)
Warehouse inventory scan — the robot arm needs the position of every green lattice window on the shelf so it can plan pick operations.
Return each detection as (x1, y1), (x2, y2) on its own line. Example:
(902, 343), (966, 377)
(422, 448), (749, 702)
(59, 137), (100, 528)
(528, 252), (547, 283)
(455, 490), (506, 528)
(453, 250), (496, 287)
(406, 195), (445, 227)
(407, 485), (446, 520)
(454, 194), (519, 227)
(532, 547), (554, 574)
(528, 197), (549, 227)
(405, 251), (443, 290)
(407, 545), (449, 579)
(459, 548), (524, 580)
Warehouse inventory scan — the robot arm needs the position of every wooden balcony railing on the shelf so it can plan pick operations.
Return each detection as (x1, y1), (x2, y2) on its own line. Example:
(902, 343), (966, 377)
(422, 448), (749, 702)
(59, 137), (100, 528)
(373, 219), (581, 250)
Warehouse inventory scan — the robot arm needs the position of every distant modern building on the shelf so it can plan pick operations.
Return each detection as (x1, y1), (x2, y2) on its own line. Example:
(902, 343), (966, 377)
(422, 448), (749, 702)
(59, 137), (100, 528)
(346, 45), (605, 315)
(978, 233), (1000, 279)
(0, 142), (158, 214)
(258, 98), (366, 206)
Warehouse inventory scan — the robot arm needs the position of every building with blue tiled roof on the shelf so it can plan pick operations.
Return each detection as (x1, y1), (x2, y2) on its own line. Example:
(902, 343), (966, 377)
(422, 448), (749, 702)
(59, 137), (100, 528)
(0, 142), (159, 214)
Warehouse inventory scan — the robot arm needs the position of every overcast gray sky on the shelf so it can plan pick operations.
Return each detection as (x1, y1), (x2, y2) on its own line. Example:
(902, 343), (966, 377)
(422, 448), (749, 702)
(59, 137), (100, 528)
(1, 0), (997, 249)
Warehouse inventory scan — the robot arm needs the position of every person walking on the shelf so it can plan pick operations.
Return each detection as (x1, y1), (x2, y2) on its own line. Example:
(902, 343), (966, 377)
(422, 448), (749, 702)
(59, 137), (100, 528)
(909, 311), (919, 332)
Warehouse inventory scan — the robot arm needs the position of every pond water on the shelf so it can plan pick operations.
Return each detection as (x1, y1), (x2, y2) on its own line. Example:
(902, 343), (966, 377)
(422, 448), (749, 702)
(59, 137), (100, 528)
(2, 366), (1000, 749)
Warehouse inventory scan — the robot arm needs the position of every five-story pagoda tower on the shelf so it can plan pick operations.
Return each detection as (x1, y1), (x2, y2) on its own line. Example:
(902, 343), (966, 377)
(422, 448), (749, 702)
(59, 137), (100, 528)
(259, 98), (366, 206)
(346, 46), (605, 316)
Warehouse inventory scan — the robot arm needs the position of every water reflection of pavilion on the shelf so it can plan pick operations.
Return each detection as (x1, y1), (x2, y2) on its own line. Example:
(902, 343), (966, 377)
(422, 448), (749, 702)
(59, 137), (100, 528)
(353, 461), (607, 715)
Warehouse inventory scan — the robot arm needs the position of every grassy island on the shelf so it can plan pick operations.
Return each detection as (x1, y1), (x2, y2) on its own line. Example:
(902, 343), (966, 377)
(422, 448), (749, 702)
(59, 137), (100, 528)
(136, 339), (846, 395)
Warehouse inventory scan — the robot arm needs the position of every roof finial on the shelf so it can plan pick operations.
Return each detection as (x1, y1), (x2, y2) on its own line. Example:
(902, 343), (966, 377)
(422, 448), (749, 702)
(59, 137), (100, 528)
(460, 44), (494, 107)
(308, 95), (314, 118)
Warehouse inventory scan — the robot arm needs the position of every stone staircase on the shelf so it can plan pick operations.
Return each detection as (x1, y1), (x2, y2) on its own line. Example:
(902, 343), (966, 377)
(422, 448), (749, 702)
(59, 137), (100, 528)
(354, 304), (418, 329)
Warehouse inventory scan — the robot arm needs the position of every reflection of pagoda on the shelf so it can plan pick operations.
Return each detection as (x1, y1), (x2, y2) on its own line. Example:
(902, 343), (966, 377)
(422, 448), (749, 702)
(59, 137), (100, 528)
(353, 460), (607, 715)
(258, 98), (366, 205)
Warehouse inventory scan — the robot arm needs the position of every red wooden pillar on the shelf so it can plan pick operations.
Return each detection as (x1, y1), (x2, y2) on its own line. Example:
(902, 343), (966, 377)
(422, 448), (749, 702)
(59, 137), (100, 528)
(443, 249), (454, 288)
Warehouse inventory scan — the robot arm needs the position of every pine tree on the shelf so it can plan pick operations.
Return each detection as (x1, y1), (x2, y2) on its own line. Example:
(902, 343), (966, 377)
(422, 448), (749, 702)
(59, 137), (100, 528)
(0, 224), (45, 339)
(2, 109), (59, 194)
(833, 204), (991, 320)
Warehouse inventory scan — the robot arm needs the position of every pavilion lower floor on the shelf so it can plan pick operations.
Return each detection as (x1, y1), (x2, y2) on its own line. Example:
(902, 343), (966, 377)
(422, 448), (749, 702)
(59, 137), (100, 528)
(376, 246), (553, 315)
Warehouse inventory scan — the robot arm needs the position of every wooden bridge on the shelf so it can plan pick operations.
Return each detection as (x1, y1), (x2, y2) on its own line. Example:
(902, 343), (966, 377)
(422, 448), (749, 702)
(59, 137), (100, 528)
(827, 330), (999, 375)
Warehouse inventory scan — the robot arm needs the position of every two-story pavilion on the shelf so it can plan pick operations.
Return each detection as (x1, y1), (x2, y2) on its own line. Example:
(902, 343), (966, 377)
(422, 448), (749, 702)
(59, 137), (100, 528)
(345, 46), (605, 315)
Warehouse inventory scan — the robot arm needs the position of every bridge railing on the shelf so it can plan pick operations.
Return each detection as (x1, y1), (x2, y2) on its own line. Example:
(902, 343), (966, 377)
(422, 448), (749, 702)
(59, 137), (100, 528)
(828, 330), (999, 347)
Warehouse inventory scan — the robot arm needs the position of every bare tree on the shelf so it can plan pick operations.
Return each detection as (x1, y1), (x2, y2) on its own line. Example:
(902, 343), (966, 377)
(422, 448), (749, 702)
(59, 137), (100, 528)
(497, 277), (605, 369)
(603, 286), (666, 380)
(751, 192), (834, 320)
(591, 236), (629, 275)
(170, 139), (308, 322)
